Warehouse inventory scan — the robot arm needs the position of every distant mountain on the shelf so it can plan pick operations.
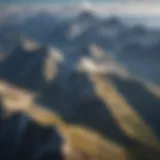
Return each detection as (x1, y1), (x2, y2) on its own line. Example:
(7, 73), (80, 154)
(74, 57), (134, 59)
(117, 37), (160, 84)
(0, 24), (21, 53)
(22, 11), (58, 42)
(49, 10), (98, 46)
(71, 16), (125, 49)
(116, 25), (160, 48)
(75, 10), (98, 24)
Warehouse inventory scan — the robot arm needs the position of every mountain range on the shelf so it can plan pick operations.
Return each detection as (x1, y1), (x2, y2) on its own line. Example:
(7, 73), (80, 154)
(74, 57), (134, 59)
(0, 9), (160, 160)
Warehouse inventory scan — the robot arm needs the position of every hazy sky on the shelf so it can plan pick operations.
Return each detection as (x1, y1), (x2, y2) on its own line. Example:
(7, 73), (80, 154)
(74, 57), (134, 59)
(1, 0), (102, 3)
(1, 0), (160, 4)
(0, 0), (97, 4)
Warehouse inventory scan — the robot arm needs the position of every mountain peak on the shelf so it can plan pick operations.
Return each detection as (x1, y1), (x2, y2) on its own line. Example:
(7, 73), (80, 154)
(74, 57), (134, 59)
(76, 10), (97, 23)
(102, 17), (124, 29)
(80, 44), (104, 59)
(21, 39), (41, 52)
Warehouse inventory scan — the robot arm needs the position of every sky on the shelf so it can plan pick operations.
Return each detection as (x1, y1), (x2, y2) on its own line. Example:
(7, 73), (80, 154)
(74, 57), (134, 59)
(1, 0), (160, 16)
(0, 0), (104, 4)
(1, 0), (160, 4)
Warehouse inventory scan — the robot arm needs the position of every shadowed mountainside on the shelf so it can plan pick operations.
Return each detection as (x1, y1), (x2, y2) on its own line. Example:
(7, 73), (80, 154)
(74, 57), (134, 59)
(0, 39), (63, 91)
